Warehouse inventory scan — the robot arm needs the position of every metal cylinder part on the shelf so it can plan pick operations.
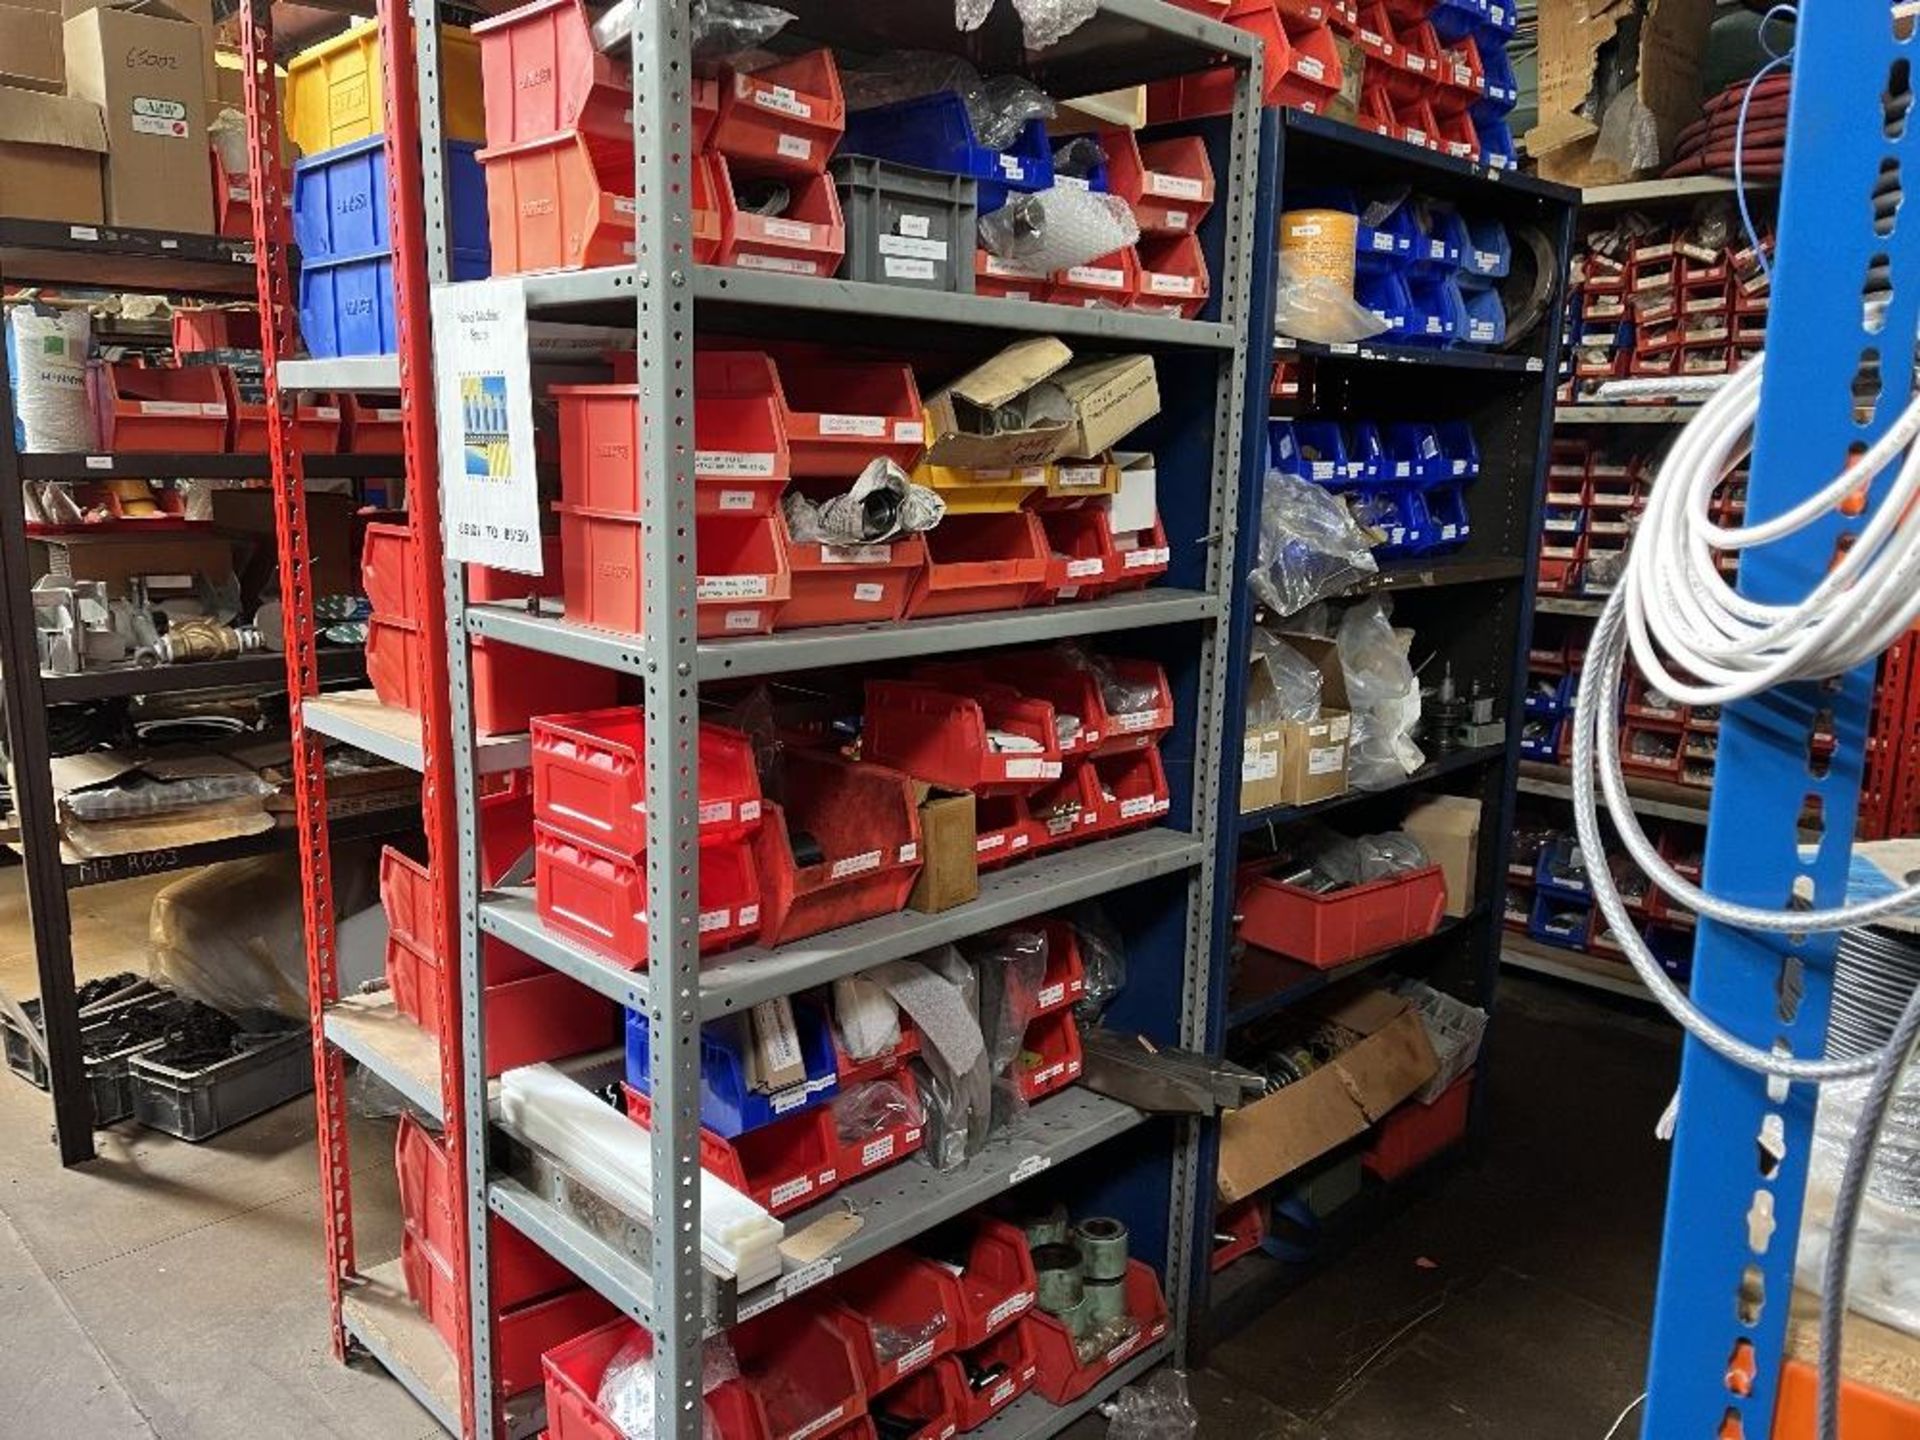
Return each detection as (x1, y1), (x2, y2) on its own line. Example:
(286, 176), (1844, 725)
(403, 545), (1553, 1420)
(1081, 1274), (1128, 1329)
(1010, 1199), (1071, 1249)
(1031, 1242), (1085, 1314)
(1055, 1292), (1093, 1341)
(1073, 1216), (1130, 1281)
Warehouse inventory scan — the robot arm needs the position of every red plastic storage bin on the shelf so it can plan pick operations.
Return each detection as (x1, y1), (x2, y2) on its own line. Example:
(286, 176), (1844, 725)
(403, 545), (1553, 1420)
(830, 1253), (962, 1394)
(778, 529), (926, 630)
(91, 362), (229, 452)
(1364, 1070), (1473, 1180)
(1025, 1261), (1169, 1404)
(1092, 746), (1172, 833)
(905, 512), (1050, 618)
(224, 373), (340, 454)
(535, 826), (760, 965)
(532, 709), (762, 852)
(942, 1321), (1038, 1430)
(975, 792), (1042, 869)
(366, 616), (427, 712)
(1273, 20), (1343, 110)
(832, 1068), (926, 1183)
(467, 543), (622, 736)
(1235, 860), (1446, 966)
(927, 1216), (1037, 1350)
(727, 1301), (870, 1440)
(361, 521), (419, 620)
(472, 0), (632, 149)
(480, 129), (712, 275)
(769, 355), (925, 476)
(1046, 247), (1138, 309)
(1133, 234), (1210, 319)
(625, 1085), (840, 1217)
(751, 751), (923, 945)
(1032, 918), (1088, 1013)
(975, 249), (1051, 301)
(557, 507), (791, 637)
(1016, 1008), (1082, 1102)
(714, 154), (846, 278)
(868, 1366), (958, 1440)
(1091, 659), (1174, 754)
(554, 374), (791, 519)
(712, 50), (844, 177)
(830, 1009), (920, 1086)
(341, 393), (406, 454)
(544, 1319), (760, 1440)
(1030, 761), (1105, 851)
(1102, 130), (1215, 236)
(1211, 1198), (1267, 1271)
(1147, 0), (1293, 118)
(1087, 515), (1170, 599)
(171, 305), (261, 354)
(863, 679), (1064, 792)
(1039, 507), (1168, 602)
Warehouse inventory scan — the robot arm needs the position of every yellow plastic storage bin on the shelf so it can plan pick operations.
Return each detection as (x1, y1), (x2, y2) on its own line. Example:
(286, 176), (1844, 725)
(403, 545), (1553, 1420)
(285, 21), (484, 156)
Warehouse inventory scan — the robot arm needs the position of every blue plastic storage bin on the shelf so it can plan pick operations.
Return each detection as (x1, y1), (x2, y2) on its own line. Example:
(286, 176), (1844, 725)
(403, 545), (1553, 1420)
(1645, 924), (1693, 984)
(1347, 484), (1429, 557)
(1422, 483), (1471, 551)
(1523, 672), (1567, 716)
(1534, 836), (1591, 900)
(1519, 715), (1561, 762)
(1457, 283), (1507, 347)
(293, 135), (487, 262)
(1356, 269), (1413, 337)
(1474, 115), (1518, 170)
(1527, 889), (1592, 951)
(1476, 41), (1519, 113)
(626, 1003), (839, 1139)
(1405, 272), (1467, 345)
(1292, 420), (1352, 482)
(1412, 204), (1467, 270)
(1461, 217), (1510, 280)
(840, 93), (1051, 215)
(300, 246), (487, 358)
(1268, 420), (1306, 480)
(1481, 0), (1518, 39)
(1435, 420), (1481, 478)
(1426, 0), (1490, 42)
(1346, 422), (1388, 484)
(1384, 422), (1444, 483)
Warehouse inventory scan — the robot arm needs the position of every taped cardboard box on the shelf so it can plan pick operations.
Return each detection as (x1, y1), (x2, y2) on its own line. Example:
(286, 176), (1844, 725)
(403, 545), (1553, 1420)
(1239, 634), (1350, 812)
(922, 337), (1160, 468)
(1401, 794), (1482, 919)
(0, 0), (66, 93)
(908, 781), (978, 914)
(1216, 986), (1439, 1203)
(0, 85), (105, 222)
(1053, 353), (1159, 460)
(65, 0), (217, 102)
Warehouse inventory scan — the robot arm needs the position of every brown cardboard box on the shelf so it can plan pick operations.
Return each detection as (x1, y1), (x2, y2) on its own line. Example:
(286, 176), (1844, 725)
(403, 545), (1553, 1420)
(1325, 37), (1365, 127)
(0, 0), (66, 92)
(923, 336), (1077, 469)
(1216, 986), (1439, 1202)
(46, 747), (273, 861)
(1240, 634), (1351, 812)
(212, 488), (355, 596)
(1401, 794), (1482, 919)
(64, 0), (213, 232)
(1054, 354), (1159, 460)
(31, 531), (234, 598)
(0, 85), (105, 222)
(66, 0), (216, 100)
(908, 782), (978, 913)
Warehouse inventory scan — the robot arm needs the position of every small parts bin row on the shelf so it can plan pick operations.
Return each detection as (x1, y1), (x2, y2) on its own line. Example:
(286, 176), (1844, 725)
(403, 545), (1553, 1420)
(1505, 817), (1699, 984)
(1269, 417), (1478, 557)
(1234, 829), (1448, 971)
(1523, 629), (1721, 787)
(79, 357), (388, 457)
(1559, 203), (1772, 404)
(541, 1207), (1170, 1440)
(1534, 440), (1741, 597)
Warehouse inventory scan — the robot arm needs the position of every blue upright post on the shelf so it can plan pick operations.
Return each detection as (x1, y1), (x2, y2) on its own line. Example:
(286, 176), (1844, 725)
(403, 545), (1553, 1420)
(1642, 9), (1920, 1436)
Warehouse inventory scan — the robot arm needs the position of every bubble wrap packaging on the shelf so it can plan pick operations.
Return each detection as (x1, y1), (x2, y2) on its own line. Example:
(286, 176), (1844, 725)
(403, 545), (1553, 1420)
(979, 186), (1140, 273)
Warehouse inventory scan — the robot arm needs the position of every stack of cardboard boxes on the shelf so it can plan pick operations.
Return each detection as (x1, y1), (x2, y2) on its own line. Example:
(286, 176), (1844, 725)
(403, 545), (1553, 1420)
(0, 0), (229, 231)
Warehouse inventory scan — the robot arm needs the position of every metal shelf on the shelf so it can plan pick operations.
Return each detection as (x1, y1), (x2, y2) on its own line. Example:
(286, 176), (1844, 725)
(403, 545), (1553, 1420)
(1226, 909), (1480, 1031)
(971, 1342), (1171, 1438)
(1277, 109), (1578, 202)
(303, 689), (531, 774)
(490, 1087), (1150, 1334)
(1533, 595), (1606, 617)
(341, 1259), (462, 1437)
(481, 827), (1205, 1019)
(1501, 934), (1659, 1002)
(41, 648), (364, 703)
(1336, 555), (1527, 598)
(1275, 334), (1549, 373)
(279, 356), (401, 391)
(1554, 405), (1703, 426)
(1238, 744), (1507, 835)
(0, 217), (260, 296)
(323, 994), (444, 1123)
(1516, 760), (1709, 824)
(467, 590), (1219, 682)
(18, 452), (403, 480)
(1581, 176), (1778, 209)
(63, 802), (421, 888)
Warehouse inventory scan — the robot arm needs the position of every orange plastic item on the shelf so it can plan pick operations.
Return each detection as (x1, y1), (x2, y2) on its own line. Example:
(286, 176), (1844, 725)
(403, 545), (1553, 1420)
(777, 529), (926, 630)
(1775, 1357), (1920, 1438)
(975, 248), (1051, 301)
(223, 371), (341, 454)
(534, 825), (760, 965)
(472, 0), (631, 148)
(466, 543), (622, 736)
(554, 377), (790, 519)
(1363, 1071), (1472, 1180)
(905, 511), (1050, 618)
(711, 49), (844, 177)
(767, 354), (925, 476)
(624, 1085), (840, 1218)
(531, 709), (762, 852)
(864, 679), (1064, 793)
(556, 507), (791, 637)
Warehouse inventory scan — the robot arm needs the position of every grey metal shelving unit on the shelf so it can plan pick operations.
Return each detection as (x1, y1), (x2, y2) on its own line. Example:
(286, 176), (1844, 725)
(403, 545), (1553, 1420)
(369, 1), (1265, 1432)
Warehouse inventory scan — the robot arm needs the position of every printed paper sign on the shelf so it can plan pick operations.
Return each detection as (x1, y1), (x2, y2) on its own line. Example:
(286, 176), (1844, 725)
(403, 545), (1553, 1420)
(433, 279), (544, 573)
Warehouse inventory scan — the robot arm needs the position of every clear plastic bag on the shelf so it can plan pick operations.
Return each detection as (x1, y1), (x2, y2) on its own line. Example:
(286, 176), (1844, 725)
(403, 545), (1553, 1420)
(979, 186), (1139, 273)
(969, 930), (1047, 1134)
(1248, 470), (1379, 618)
(831, 973), (901, 1061)
(1591, 86), (1661, 178)
(65, 771), (275, 822)
(831, 1076), (925, 1145)
(1794, 1075), (1920, 1339)
(1103, 1369), (1199, 1439)
(1013, 0), (1100, 51)
(1248, 629), (1323, 725)
(1272, 254), (1390, 345)
(598, 1331), (740, 1440)
(782, 458), (945, 545)
(1068, 902), (1126, 1023)
(1335, 596), (1424, 789)
(1305, 826), (1429, 887)
(593, 0), (791, 59)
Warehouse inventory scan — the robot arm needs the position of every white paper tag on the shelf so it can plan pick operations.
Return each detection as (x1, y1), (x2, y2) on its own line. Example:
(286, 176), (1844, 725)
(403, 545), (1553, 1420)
(898, 214), (931, 239)
(1065, 265), (1125, 288)
(1124, 546), (1170, 569)
(1004, 758), (1062, 780)
(1308, 745), (1343, 776)
(1037, 983), (1066, 1010)
(764, 217), (814, 242)
(1145, 171), (1204, 200)
(1296, 55), (1326, 81)
(879, 234), (949, 261)
(745, 77), (811, 118)
(697, 908), (735, 934)
(820, 543), (892, 564)
(1146, 272), (1197, 295)
(1009, 1155), (1052, 1185)
(829, 849), (882, 879)
(776, 133), (812, 161)
(776, 1256), (838, 1299)
(1119, 795), (1158, 818)
(884, 256), (936, 281)
(69, 225), (99, 241)
(977, 834), (1006, 853)
(860, 1134), (897, 1168)
(735, 253), (820, 274)
(724, 608), (763, 630)
(853, 582), (886, 603)
(136, 400), (206, 416)
(819, 413), (887, 437)
(698, 800), (735, 826)
(769, 1175), (815, 1207)
(985, 1291), (1034, 1330)
(1065, 557), (1104, 579)
(894, 420), (924, 442)
(894, 1337), (934, 1374)
(433, 279), (545, 574)
(1053, 464), (1106, 489)
(697, 449), (778, 477)
(698, 574), (770, 600)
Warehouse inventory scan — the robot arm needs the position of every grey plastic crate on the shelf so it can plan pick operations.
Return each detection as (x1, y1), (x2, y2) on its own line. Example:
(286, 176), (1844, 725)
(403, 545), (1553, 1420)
(4, 981), (166, 1092)
(130, 1028), (313, 1141)
(831, 155), (976, 294)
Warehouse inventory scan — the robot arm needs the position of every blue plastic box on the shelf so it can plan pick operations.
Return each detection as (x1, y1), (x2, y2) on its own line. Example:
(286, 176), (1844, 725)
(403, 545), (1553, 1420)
(1384, 422), (1444, 483)
(1426, 0), (1490, 42)
(1346, 421), (1388, 484)
(840, 92), (1052, 215)
(1405, 272), (1466, 345)
(1474, 115), (1518, 170)
(625, 1003), (839, 1139)
(1422, 483), (1472, 551)
(1268, 419), (1305, 480)
(1534, 836), (1591, 901)
(1435, 420), (1481, 478)
(1519, 715), (1561, 762)
(1458, 284), (1507, 347)
(1461, 217), (1510, 280)
(1528, 889), (1592, 951)
(1347, 484), (1429, 558)
(1292, 420), (1353, 482)
(1476, 41), (1519, 113)
(1356, 269), (1414, 337)
(293, 135), (487, 262)
(300, 246), (488, 359)
(1412, 205), (1466, 270)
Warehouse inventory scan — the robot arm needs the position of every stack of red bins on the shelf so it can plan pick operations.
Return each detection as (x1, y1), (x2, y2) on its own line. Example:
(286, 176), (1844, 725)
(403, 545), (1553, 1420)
(473, 0), (846, 277)
(361, 520), (430, 714)
(530, 705), (766, 967)
(1146, 0), (1345, 121)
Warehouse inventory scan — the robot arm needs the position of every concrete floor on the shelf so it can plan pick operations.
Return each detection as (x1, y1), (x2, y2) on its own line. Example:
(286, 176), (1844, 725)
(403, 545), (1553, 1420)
(0, 864), (1680, 1439)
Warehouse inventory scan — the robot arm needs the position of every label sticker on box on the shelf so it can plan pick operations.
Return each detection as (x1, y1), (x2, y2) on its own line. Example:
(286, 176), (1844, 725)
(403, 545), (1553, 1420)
(894, 420), (924, 442)
(765, 218), (814, 242)
(724, 609), (762, 630)
(1308, 745), (1343, 776)
(735, 253), (821, 275)
(1146, 171), (1204, 200)
(1147, 272), (1197, 295)
(1124, 546), (1170, 569)
(1004, 758), (1062, 780)
(853, 582), (886, 603)
(697, 449), (777, 477)
(776, 133), (812, 161)
(699, 574), (770, 599)
(1243, 746), (1278, 782)
(977, 833), (1006, 853)
(818, 543), (892, 565)
(898, 842), (918, 863)
(698, 800), (735, 826)
(897, 214), (931, 239)
(830, 849), (882, 879)
(131, 97), (189, 138)
(745, 77), (811, 117)
(879, 234), (948, 261)
(894, 1337), (934, 1374)
(1065, 557), (1104, 579)
(1037, 983), (1066, 1010)
(884, 257), (936, 282)
(697, 907), (734, 933)
(861, 1135), (897, 1167)
(376, 408), (404, 421)
(1119, 795), (1158, 818)
(819, 413), (887, 437)
(996, 155), (1027, 178)
(136, 400), (205, 416)
(1296, 55), (1326, 81)
(986, 1291), (1034, 1329)
(1065, 265), (1125, 288)
(716, 490), (759, 511)
(770, 1175), (815, 1208)
(1054, 464), (1105, 489)
(1114, 709), (1161, 732)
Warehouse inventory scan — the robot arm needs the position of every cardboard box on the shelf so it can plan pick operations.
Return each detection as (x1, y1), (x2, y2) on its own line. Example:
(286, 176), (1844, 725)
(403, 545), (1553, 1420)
(1401, 794), (1482, 919)
(1239, 634), (1351, 812)
(1216, 987), (1439, 1203)
(0, 85), (105, 223)
(1054, 354), (1159, 459)
(66, 0), (216, 100)
(212, 488), (355, 596)
(0, 0), (65, 92)
(923, 336), (1077, 469)
(47, 747), (273, 861)
(1325, 36), (1366, 127)
(31, 531), (234, 598)
(908, 782), (978, 913)
(64, 0), (213, 232)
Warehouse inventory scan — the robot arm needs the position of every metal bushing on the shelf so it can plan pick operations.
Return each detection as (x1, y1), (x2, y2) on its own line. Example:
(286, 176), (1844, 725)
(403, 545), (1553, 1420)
(1032, 1242), (1085, 1315)
(1009, 1199), (1070, 1249)
(1073, 1216), (1129, 1282)
(1082, 1274), (1128, 1329)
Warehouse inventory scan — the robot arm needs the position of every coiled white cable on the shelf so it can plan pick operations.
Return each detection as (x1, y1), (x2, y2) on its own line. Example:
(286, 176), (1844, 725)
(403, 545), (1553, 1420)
(1568, 347), (1920, 1082)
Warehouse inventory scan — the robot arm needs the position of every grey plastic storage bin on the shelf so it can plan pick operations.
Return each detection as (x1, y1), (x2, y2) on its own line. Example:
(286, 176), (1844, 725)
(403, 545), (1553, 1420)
(831, 155), (977, 293)
(130, 1027), (313, 1141)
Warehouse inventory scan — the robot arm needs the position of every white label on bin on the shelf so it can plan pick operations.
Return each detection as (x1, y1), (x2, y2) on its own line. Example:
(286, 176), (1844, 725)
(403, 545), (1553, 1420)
(884, 256), (937, 281)
(745, 77), (812, 118)
(819, 413), (887, 437)
(1308, 744), (1344, 776)
(740, 800), (762, 823)
(898, 842), (919, 863)
(830, 849), (882, 879)
(984, 254), (1048, 279)
(894, 420), (924, 442)
(1147, 272), (1197, 296)
(1065, 558), (1104, 579)
(613, 196), (638, 215)
(135, 400), (205, 416)
(314, 407), (342, 421)
(1119, 795), (1158, 818)
(861, 1134), (897, 1168)
(740, 902), (760, 926)
(1474, 249), (1500, 273)
(1038, 983), (1066, 1010)
(131, 97), (189, 137)
(84, 454), (111, 469)
(977, 833), (1006, 853)
(1146, 171), (1205, 200)
(1114, 709), (1162, 733)
(1125, 546), (1170, 569)
(893, 1337), (934, 1374)
(769, 1175), (815, 1207)
(70, 225), (99, 241)
(1032, 1062), (1064, 1086)
(853, 581), (886, 602)
(771, 1083), (809, 1114)
(697, 449), (778, 477)
(1287, 221), (1322, 239)
(996, 154), (1027, 179)
(724, 608), (763, 630)
(1005, 758), (1061, 780)
(1065, 264), (1124, 287)
(1056, 174), (1090, 190)
(764, 217), (814, 242)
(1167, 211), (1189, 230)
(1105, 1333), (1143, 1367)
(375, 407), (404, 421)
(715, 490), (759, 511)
(775, 1257), (838, 1300)
(899, 214), (932, 239)
(698, 799), (735, 825)
(820, 543), (893, 565)
(735, 253), (819, 274)
(699, 574), (770, 600)
(1054, 464), (1105, 489)
(879, 234), (949, 261)
(1441, 523), (1459, 539)
(698, 907), (734, 933)
(988, 1379), (1016, 1409)
(776, 132), (812, 162)
(789, 1407), (848, 1440)
(1295, 55), (1326, 81)
(987, 1291), (1034, 1329)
